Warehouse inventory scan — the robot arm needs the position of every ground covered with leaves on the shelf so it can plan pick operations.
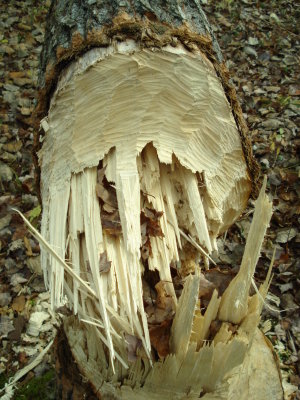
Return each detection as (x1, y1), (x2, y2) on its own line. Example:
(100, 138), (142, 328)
(0, 0), (299, 399)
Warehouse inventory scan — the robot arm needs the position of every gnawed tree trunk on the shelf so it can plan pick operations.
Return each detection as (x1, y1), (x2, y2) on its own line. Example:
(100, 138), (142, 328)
(32, 1), (283, 399)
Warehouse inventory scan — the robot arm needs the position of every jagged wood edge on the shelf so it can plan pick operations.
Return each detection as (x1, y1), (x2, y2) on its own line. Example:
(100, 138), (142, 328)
(33, 13), (260, 201)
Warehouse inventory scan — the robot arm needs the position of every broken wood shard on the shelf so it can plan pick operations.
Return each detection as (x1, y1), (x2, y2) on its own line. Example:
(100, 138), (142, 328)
(218, 177), (273, 324)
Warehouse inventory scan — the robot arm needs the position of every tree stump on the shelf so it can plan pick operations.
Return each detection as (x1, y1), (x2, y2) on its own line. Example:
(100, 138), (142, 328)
(32, 1), (283, 399)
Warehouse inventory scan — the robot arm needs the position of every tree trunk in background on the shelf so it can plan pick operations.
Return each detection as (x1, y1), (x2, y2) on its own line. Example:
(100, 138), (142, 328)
(34, 1), (283, 399)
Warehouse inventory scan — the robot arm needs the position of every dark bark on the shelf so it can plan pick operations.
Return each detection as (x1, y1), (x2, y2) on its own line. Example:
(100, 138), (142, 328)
(39, 0), (222, 88)
(54, 326), (98, 400)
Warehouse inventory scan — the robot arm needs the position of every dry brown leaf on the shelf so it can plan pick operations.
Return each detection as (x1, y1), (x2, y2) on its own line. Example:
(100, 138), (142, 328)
(204, 268), (235, 296)
(141, 208), (164, 238)
(24, 236), (33, 256)
(12, 226), (28, 241)
(7, 315), (26, 342)
(56, 305), (72, 316)
(140, 208), (164, 261)
(96, 183), (118, 212)
(96, 166), (118, 211)
(149, 319), (172, 358)
(146, 281), (176, 324)
(99, 251), (111, 273)
(12, 295), (26, 312)
(199, 273), (215, 299)
(97, 165), (122, 234)
(142, 279), (156, 307)
(18, 351), (28, 366)
(155, 281), (173, 310)
(101, 210), (122, 235)
(97, 166), (106, 184)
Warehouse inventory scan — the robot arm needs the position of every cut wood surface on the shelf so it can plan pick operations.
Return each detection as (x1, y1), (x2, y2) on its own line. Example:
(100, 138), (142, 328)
(55, 177), (280, 398)
(34, 0), (282, 399)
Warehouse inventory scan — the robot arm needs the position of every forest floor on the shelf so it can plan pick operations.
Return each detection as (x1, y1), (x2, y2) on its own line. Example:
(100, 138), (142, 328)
(0, 0), (299, 399)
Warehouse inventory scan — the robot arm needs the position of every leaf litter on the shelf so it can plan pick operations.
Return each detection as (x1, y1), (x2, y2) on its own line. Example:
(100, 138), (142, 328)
(203, 1), (299, 397)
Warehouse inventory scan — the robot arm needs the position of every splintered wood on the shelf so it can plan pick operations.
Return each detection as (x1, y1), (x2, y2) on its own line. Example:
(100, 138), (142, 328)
(37, 43), (281, 398)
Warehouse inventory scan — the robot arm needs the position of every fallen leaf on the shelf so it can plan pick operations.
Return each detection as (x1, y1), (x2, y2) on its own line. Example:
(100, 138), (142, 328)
(96, 183), (118, 212)
(217, 15), (231, 28)
(27, 256), (42, 275)
(12, 295), (26, 312)
(101, 210), (122, 235)
(243, 46), (257, 58)
(141, 208), (164, 238)
(96, 166), (118, 212)
(270, 12), (280, 23)
(24, 236), (33, 256)
(55, 305), (72, 316)
(0, 214), (12, 230)
(0, 316), (15, 336)
(8, 315), (26, 342)
(27, 311), (50, 337)
(149, 320), (172, 358)
(201, 268), (236, 306)
(10, 273), (27, 286)
(248, 37), (259, 46)
(2, 141), (22, 153)
(12, 225), (28, 240)
(18, 351), (28, 365)
(155, 281), (173, 311)
(146, 281), (175, 324)
(276, 228), (297, 244)
(198, 273), (215, 299)
(99, 251), (111, 273)
(279, 283), (293, 294)
(289, 85), (300, 96)
(0, 293), (12, 307)
(8, 239), (25, 254)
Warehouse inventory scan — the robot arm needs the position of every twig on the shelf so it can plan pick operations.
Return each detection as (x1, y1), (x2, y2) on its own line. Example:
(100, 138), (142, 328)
(178, 228), (216, 266)
(12, 209), (97, 300)
(0, 340), (54, 397)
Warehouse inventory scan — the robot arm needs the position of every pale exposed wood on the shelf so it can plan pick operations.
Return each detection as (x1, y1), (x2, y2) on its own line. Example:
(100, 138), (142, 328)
(39, 42), (250, 243)
(69, 173), (84, 315)
(190, 290), (221, 349)
(170, 274), (200, 357)
(213, 322), (233, 345)
(180, 168), (212, 253)
(160, 165), (182, 248)
(80, 168), (116, 366)
(138, 146), (178, 301)
(36, 35), (281, 398)
(226, 329), (283, 400)
(48, 186), (70, 307)
(63, 325), (282, 400)
(218, 177), (273, 324)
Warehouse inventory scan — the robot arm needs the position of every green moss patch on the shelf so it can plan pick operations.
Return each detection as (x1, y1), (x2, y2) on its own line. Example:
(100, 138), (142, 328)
(14, 369), (56, 400)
